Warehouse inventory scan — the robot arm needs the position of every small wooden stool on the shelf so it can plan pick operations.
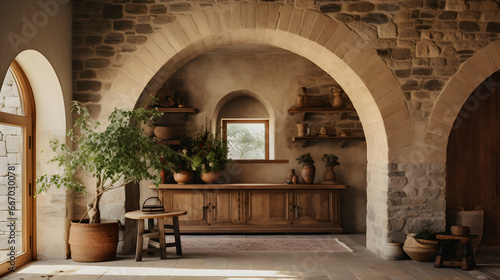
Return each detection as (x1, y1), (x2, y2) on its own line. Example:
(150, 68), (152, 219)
(434, 234), (478, 270)
(124, 210), (187, 261)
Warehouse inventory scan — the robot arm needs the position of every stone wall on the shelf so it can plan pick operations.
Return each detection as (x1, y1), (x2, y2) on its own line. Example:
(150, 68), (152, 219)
(70, 0), (500, 257)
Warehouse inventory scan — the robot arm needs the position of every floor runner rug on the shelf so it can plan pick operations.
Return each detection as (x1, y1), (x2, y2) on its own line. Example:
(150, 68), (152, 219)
(166, 237), (353, 253)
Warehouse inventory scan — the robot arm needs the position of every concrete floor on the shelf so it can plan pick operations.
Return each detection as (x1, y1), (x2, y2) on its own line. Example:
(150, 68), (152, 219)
(3, 235), (499, 280)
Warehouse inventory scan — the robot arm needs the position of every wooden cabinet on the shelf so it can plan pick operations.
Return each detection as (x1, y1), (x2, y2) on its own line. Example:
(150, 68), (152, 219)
(246, 190), (291, 226)
(154, 183), (346, 233)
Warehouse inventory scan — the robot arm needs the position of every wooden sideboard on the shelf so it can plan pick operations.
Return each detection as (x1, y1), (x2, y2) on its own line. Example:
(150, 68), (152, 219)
(149, 183), (347, 233)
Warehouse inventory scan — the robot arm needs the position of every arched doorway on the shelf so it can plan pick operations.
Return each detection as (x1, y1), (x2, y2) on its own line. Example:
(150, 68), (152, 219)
(0, 60), (35, 274)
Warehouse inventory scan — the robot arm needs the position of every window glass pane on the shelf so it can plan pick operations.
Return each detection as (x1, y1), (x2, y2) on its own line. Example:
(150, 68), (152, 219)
(0, 124), (25, 262)
(0, 69), (24, 116)
(227, 123), (265, 159)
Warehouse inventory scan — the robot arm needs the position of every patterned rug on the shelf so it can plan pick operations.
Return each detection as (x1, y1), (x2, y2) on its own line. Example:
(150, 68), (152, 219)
(477, 265), (500, 280)
(165, 237), (353, 253)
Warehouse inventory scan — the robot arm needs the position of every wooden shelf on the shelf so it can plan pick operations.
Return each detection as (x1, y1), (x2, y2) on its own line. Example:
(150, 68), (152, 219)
(287, 107), (356, 114)
(292, 136), (365, 147)
(149, 107), (198, 114)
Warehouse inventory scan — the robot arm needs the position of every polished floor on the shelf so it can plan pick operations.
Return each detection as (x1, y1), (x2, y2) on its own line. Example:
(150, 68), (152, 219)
(3, 235), (499, 280)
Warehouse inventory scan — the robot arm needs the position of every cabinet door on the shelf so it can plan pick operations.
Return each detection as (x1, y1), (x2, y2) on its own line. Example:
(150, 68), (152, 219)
(161, 190), (209, 226)
(208, 190), (242, 225)
(245, 190), (291, 225)
(292, 190), (338, 225)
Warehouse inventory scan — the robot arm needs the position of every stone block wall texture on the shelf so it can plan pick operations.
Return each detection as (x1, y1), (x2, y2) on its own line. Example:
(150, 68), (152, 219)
(70, 0), (500, 255)
(0, 71), (24, 260)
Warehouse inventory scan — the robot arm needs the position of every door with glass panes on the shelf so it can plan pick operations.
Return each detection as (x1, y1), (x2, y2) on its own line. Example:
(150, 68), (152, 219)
(0, 61), (35, 274)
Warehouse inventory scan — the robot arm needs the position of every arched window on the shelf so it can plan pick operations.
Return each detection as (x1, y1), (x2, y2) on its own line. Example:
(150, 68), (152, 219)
(0, 61), (35, 274)
(217, 94), (271, 160)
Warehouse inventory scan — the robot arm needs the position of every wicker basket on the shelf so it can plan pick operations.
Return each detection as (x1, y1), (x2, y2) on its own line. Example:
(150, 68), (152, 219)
(446, 209), (484, 253)
(403, 233), (438, 262)
(68, 220), (119, 262)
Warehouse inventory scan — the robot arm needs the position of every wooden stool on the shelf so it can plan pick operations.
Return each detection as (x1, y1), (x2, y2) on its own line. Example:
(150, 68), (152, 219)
(124, 210), (187, 261)
(434, 234), (478, 270)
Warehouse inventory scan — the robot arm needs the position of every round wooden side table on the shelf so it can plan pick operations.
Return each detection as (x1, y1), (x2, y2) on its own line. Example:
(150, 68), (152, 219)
(124, 210), (187, 261)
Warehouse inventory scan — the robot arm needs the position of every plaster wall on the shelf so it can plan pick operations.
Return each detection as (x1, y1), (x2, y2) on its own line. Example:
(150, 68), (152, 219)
(140, 52), (368, 233)
(0, 0), (73, 259)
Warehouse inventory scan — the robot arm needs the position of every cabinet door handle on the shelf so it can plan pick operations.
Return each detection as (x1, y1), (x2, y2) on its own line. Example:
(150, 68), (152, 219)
(202, 205), (209, 220)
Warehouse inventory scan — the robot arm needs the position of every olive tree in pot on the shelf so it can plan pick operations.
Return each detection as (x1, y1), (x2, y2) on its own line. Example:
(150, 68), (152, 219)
(36, 102), (170, 262)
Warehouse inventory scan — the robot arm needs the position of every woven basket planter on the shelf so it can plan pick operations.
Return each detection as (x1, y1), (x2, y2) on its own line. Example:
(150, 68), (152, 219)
(68, 220), (119, 262)
(446, 209), (484, 253)
(403, 233), (438, 262)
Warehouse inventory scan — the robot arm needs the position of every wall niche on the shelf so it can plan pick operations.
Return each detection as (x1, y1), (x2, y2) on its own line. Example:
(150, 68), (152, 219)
(139, 44), (368, 233)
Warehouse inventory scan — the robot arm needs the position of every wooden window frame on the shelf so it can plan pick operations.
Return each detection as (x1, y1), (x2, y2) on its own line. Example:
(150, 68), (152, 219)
(0, 60), (36, 275)
(222, 119), (270, 161)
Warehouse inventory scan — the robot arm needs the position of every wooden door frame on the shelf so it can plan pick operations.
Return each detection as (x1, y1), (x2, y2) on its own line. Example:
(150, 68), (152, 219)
(0, 60), (36, 274)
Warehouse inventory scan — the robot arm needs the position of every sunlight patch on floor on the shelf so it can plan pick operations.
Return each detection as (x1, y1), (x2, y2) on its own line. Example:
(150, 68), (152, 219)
(18, 265), (299, 278)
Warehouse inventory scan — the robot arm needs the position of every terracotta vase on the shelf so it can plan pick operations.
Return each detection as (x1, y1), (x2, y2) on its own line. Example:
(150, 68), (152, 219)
(296, 95), (304, 107)
(329, 90), (345, 108)
(296, 124), (306, 137)
(286, 169), (296, 184)
(173, 169), (194, 184)
(301, 164), (316, 184)
(200, 171), (222, 184)
(160, 169), (166, 184)
(323, 165), (336, 182)
(383, 242), (404, 260)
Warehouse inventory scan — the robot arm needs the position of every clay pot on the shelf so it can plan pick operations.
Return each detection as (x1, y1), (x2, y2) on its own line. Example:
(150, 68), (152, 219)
(403, 233), (438, 262)
(286, 169), (296, 184)
(173, 169), (194, 184)
(323, 165), (336, 182)
(200, 171), (222, 184)
(296, 124), (306, 137)
(154, 126), (185, 140)
(451, 225), (470, 237)
(68, 220), (119, 262)
(301, 164), (316, 184)
(296, 95), (304, 107)
(160, 169), (166, 184)
(141, 121), (154, 138)
(329, 90), (345, 108)
(383, 242), (404, 260)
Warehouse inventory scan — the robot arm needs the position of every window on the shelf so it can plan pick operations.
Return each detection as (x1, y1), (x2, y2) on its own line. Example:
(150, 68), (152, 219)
(0, 61), (35, 274)
(222, 119), (269, 160)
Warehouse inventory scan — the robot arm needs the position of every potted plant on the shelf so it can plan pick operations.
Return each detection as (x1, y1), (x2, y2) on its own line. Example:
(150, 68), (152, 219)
(36, 102), (170, 262)
(187, 127), (231, 184)
(403, 229), (439, 262)
(321, 154), (340, 183)
(163, 148), (194, 184)
(296, 153), (315, 184)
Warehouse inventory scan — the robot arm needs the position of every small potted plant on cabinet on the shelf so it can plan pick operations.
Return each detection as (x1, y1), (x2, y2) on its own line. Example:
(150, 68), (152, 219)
(296, 153), (315, 184)
(321, 154), (340, 184)
(188, 128), (231, 184)
(36, 102), (171, 262)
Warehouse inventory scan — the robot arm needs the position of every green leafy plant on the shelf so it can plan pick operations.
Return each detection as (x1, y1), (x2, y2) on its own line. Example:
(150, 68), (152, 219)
(414, 229), (438, 241)
(186, 127), (232, 173)
(36, 102), (173, 224)
(296, 153), (314, 165)
(322, 154), (340, 167)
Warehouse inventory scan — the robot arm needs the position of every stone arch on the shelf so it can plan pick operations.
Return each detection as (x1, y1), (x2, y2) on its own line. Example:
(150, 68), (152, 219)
(100, 3), (410, 255)
(424, 40), (500, 160)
